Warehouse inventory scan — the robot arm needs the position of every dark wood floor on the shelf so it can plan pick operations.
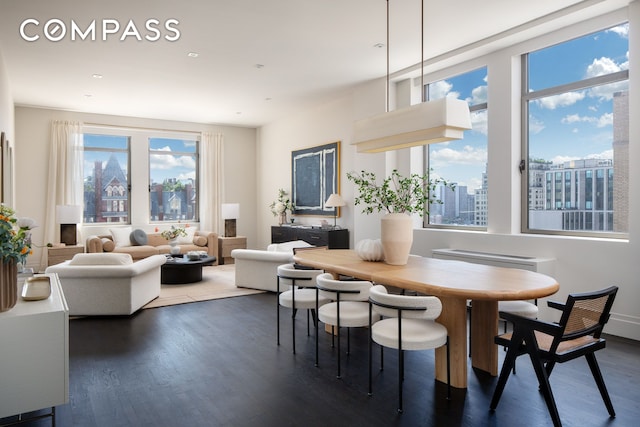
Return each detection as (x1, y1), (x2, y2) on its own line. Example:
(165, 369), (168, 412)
(3, 292), (639, 427)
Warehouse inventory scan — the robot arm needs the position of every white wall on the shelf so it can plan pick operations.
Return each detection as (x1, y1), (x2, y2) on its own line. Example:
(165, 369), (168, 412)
(257, 7), (639, 340)
(14, 106), (257, 270)
(0, 49), (15, 206)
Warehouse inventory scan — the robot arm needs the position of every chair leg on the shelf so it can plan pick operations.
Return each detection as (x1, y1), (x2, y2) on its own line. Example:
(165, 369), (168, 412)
(523, 335), (562, 427)
(585, 353), (616, 417)
(446, 336), (451, 400)
(398, 348), (404, 413)
(276, 278), (281, 346)
(490, 331), (522, 410)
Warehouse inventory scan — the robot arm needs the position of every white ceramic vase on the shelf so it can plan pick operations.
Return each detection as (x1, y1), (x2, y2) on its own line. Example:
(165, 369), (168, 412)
(169, 240), (181, 255)
(380, 213), (413, 265)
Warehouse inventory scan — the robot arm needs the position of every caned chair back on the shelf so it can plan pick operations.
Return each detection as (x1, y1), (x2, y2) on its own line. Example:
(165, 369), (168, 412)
(551, 286), (618, 353)
(369, 285), (442, 320)
(316, 273), (373, 302)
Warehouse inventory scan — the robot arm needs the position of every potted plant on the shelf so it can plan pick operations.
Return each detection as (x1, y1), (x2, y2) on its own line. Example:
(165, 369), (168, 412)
(0, 206), (36, 311)
(347, 169), (454, 265)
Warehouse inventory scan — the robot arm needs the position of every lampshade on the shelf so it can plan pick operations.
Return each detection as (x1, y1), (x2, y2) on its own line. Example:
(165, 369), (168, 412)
(221, 203), (240, 219)
(56, 205), (82, 224)
(325, 193), (346, 208)
(352, 97), (472, 153)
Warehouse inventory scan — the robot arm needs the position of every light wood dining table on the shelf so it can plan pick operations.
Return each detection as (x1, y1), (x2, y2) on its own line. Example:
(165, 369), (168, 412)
(293, 249), (559, 389)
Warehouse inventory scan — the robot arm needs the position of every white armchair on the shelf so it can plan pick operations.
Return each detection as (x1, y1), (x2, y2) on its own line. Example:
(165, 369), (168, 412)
(45, 253), (166, 316)
(231, 240), (313, 292)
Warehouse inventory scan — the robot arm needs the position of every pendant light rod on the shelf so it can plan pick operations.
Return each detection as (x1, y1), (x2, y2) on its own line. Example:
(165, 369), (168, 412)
(386, 0), (390, 113)
(421, 0), (425, 103)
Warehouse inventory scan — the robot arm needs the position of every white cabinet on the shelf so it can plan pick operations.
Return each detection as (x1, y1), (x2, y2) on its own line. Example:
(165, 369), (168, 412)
(0, 274), (69, 419)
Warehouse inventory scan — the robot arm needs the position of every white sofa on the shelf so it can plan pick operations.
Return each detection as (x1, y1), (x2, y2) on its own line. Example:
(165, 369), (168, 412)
(45, 253), (167, 316)
(231, 240), (313, 292)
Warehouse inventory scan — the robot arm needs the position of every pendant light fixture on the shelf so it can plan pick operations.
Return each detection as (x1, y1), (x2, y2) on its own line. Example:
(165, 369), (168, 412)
(352, 0), (471, 153)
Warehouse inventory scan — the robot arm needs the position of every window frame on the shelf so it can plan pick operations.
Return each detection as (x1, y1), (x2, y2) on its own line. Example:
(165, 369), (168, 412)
(422, 66), (489, 231)
(82, 132), (131, 224)
(148, 136), (200, 223)
(520, 24), (629, 239)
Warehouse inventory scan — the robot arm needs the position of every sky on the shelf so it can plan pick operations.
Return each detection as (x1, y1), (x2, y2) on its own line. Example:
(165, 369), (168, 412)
(426, 23), (628, 195)
(83, 135), (197, 185)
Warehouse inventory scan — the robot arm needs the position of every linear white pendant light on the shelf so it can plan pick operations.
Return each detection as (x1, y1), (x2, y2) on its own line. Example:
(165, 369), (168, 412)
(352, 0), (471, 154)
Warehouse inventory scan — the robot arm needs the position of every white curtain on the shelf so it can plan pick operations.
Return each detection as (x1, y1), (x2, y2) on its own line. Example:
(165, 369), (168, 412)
(40, 121), (83, 267)
(199, 132), (224, 233)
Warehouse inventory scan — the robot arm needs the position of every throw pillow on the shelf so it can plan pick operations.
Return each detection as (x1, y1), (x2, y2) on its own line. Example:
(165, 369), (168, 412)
(101, 238), (115, 252)
(110, 227), (133, 247)
(69, 253), (133, 265)
(130, 229), (148, 246)
(193, 235), (207, 247)
(176, 226), (196, 244)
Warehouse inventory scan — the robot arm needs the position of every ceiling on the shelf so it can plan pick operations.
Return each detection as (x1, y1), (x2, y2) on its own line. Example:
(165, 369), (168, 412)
(0, 0), (630, 127)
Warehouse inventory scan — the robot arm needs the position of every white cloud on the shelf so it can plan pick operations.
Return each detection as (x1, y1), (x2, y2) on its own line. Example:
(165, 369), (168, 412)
(150, 154), (196, 171)
(550, 149), (613, 165)
(606, 23), (629, 38)
(470, 110), (487, 135)
(529, 115), (545, 134)
(560, 112), (612, 128)
(429, 145), (487, 166)
(429, 80), (459, 100)
(535, 91), (585, 109)
(468, 84), (487, 105)
(585, 57), (624, 77)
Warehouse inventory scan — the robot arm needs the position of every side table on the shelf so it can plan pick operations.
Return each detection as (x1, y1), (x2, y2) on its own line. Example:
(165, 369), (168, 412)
(218, 236), (247, 265)
(47, 245), (84, 266)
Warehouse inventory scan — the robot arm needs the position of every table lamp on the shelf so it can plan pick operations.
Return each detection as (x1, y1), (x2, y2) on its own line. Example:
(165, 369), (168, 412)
(56, 204), (82, 246)
(221, 203), (240, 237)
(324, 194), (346, 227)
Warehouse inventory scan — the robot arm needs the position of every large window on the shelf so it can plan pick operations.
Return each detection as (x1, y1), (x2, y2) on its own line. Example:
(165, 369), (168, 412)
(83, 134), (130, 223)
(523, 23), (629, 237)
(82, 128), (199, 225)
(149, 137), (198, 222)
(425, 67), (488, 228)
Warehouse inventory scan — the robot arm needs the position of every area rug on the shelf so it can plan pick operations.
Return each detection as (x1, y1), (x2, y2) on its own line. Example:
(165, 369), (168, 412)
(142, 264), (264, 309)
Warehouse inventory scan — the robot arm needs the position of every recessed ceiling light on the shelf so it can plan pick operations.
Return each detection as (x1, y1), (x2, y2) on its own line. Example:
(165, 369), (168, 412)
(84, 94), (93, 98)
(255, 64), (264, 69)
(265, 97), (272, 101)
(373, 43), (385, 49)
(92, 74), (103, 79)
(187, 52), (199, 58)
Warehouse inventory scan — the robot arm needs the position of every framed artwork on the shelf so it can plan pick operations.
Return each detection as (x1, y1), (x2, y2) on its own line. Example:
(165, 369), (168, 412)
(291, 141), (340, 216)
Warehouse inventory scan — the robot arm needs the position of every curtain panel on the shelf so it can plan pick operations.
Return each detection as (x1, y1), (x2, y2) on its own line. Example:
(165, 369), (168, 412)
(200, 132), (224, 234)
(40, 120), (83, 268)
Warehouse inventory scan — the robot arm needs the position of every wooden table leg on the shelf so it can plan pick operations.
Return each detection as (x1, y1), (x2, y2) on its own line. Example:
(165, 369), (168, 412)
(470, 299), (498, 376)
(435, 296), (468, 388)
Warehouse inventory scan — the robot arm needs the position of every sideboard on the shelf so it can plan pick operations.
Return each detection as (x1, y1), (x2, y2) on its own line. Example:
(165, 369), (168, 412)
(0, 273), (69, 422)
(271, 226), (349, 249)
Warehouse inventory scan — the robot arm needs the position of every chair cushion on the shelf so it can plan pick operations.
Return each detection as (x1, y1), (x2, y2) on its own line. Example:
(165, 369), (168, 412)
(318, 301), (374, 328)
(279, 288), (328, 310)
(268, 240), (312, 252)
(130, 229), (148, 246)
(176, 227), (196, 244)
(110, 227), (133, 247)
(69, 253), (134, 265)
(193, 235), (207, 246)
(101, 237), (115, 252)
(498, 301), (538, 318)
(372, 318), (448, 351)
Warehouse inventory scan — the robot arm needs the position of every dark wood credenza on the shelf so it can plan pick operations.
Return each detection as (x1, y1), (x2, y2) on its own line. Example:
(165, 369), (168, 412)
(271, 226), (349, 249)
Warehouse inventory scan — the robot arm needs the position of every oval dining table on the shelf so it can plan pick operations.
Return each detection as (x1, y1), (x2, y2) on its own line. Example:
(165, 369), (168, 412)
(293, 248), (559, 389)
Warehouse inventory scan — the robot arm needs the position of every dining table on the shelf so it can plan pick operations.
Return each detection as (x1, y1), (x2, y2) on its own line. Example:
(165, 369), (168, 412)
(293, 249), (559, 389)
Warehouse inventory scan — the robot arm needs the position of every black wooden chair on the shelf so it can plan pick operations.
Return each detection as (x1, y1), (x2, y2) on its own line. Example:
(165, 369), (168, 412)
(489, 285), (618, 427)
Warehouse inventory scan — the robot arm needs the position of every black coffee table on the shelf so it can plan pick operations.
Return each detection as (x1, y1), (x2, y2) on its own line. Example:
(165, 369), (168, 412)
(161, 255), (217, 284)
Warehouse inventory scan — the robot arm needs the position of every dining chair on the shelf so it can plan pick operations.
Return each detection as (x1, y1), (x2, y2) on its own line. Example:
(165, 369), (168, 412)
(368, 284), (450, 413)
(316, 273), (377, 378)
(490, 285), (618, 427)
(276, 263), (328, 355)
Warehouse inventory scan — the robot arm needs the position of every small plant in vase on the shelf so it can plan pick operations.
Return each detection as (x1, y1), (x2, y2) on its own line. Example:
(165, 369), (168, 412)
(161, 225), (187, 255)
(347, 169), (454, 265)
(269, 188), (294, 225)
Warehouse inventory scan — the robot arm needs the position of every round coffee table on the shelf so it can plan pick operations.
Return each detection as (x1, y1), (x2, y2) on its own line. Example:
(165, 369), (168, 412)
(161, 255), (217, 284)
